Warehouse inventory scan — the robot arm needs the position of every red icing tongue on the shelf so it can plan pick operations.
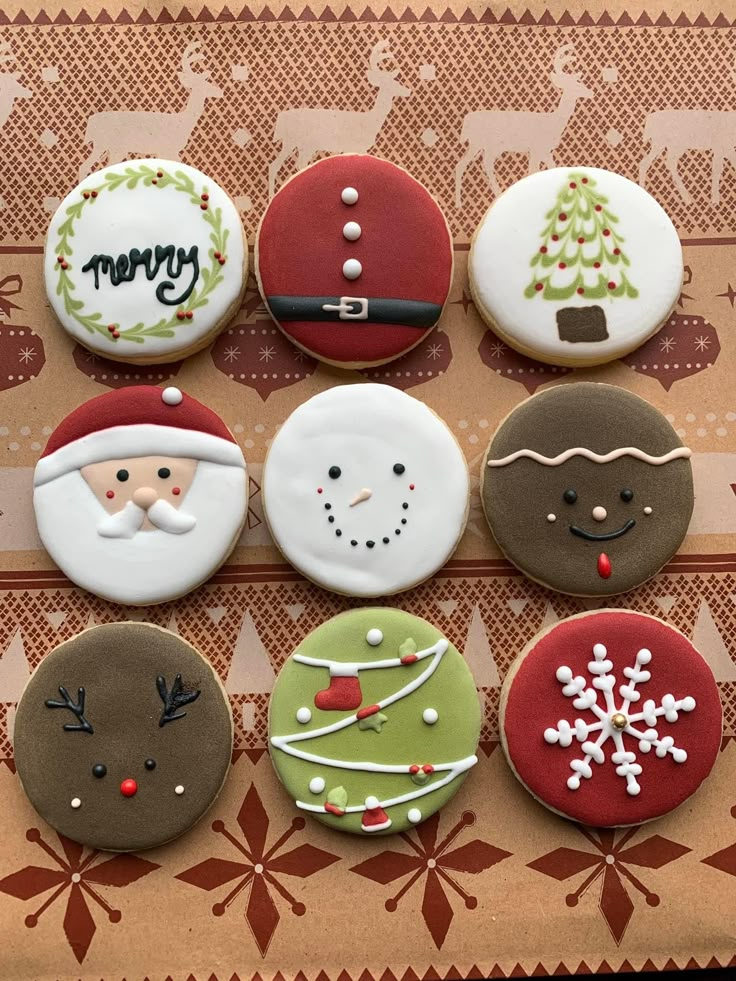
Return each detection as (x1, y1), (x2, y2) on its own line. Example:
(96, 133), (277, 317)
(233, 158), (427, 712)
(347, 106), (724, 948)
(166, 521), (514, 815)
(597, 553), (612, 579)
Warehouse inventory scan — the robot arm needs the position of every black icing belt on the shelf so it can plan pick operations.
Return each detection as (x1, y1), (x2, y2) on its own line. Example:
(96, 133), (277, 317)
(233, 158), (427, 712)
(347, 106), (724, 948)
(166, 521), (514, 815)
(266, 295), (442, 327)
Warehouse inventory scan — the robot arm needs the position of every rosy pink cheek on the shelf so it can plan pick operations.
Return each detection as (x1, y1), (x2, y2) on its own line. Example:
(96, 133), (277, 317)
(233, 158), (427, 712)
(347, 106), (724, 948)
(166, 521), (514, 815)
(106, 490), (115, 499)
(172, 487), (181, 496)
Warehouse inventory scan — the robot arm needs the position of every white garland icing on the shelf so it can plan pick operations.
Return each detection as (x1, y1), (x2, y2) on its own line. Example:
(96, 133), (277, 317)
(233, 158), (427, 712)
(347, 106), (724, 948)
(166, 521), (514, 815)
(488, 446), (692, 469)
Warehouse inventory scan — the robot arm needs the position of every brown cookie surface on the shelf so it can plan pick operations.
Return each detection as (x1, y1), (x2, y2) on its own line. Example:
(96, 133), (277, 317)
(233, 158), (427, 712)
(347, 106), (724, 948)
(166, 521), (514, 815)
(14, 623), (233, 852)
(481, 383), (693, 596)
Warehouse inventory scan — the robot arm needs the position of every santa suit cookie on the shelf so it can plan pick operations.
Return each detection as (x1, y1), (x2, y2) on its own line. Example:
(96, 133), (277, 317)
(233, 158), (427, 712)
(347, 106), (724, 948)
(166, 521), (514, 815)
(256, 155), (453, 368)
(33, 386), (247, 606)
(500, 611), (722, 826)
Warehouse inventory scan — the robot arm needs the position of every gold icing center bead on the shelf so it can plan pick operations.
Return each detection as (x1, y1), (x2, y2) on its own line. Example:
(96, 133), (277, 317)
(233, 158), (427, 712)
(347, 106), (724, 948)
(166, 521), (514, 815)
(611, 712), (628, 731)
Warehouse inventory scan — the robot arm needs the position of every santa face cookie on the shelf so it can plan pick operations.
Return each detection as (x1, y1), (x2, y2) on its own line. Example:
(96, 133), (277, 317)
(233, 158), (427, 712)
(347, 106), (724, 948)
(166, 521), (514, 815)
(269, 609), (480, 835)
(482, 383), (693, 596)
(45, 160), (247, 364)
(500, 611), (722, 826)
(14, 623), (233, 852)
(256, 155), (453, 368)
(262, 384), (469, 597)
(469, 168), (682, 367)
(33, 386), (247, 606)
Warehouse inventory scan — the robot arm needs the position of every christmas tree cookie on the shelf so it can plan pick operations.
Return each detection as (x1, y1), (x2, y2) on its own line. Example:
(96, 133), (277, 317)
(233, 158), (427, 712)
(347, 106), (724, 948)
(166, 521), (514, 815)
(268, 609), (481, 835)
(500, 611), (722, 826)
(469, 167), (682, 366)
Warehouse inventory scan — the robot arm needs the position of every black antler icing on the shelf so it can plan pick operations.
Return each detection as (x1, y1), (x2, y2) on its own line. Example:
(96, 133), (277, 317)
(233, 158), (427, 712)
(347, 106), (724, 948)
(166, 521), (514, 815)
(45, 686), (93, 734)
(156, 674), (201, 727)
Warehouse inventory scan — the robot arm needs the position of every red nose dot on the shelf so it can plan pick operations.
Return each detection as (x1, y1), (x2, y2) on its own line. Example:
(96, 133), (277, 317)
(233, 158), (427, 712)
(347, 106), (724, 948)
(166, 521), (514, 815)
(172, 487), (181, 496)
(317, 487), (323, 494)
(120, 779), (137, 797)
(106, 490), (115, 499)
(409, 484), (415, 490)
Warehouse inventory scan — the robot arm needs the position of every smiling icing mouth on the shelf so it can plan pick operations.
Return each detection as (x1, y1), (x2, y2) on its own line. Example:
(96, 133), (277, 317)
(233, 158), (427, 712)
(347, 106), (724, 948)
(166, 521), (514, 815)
(569, 519), (636, 542)
(320, 496), (410, 548)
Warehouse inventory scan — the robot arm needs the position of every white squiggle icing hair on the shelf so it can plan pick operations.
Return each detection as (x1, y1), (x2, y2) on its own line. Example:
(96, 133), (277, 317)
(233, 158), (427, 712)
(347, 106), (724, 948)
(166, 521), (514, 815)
(487, 446), (692, 468)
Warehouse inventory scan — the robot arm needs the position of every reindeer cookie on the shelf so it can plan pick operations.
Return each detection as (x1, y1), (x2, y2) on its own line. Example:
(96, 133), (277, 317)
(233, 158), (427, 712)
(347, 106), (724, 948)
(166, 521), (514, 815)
(44, 158), (247, 364)
(468, 167), (682, 366)
(257, 155), (453, 368)
(33, 386), (247, 606)
(13, 623), (233, 852)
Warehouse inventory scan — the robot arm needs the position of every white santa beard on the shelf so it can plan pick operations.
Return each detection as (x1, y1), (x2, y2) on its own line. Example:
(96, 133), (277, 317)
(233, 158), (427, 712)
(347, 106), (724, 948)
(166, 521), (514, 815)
(34, 461), (247, 605)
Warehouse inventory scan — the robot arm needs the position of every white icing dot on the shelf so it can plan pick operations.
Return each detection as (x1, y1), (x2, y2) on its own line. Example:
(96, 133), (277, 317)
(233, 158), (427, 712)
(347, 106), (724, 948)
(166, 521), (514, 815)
(408, 808), (422, 824)
(592, 505), (607, 522)
(366, 628), (383, 646)
(343, 258), (362, 280)
(175, 785), (185, 795)
(422, 708), (439, 725)
(309, 777), (326, 794)
(71, 797), (81, 809)
(343, 221), (362, 241)
(341, 186), (359, 205)
(365, 795), (380, 809)
(644, 506), (653, 515)
(546, 513), (556, 523)
(162, 386), (183, 406)
(592, 643), (607, 658)
(296, 707), (312, 724)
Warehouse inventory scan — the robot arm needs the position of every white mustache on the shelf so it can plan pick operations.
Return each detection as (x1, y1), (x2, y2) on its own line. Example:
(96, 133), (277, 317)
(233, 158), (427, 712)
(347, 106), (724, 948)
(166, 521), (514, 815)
(97, 499), (196, 539)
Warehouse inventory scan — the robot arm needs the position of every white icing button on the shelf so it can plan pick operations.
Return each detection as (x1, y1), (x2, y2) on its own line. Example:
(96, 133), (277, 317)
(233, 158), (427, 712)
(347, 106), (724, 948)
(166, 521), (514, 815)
(71, 797), (81, 809)
(162, 386), (183, 406)
(343, 258), (362, 280)
(547, 513), (556, 523)
(365, 795), (380, 809)
(309, 777), (326, 794)
(423, 708), (439, 725)
(366, 628), (383, 646)
(592, 506), (607, 522)
(175, 784), (185, 795)
(343, 221), (362, 242)
(296, 706), (312, 724)
(341, 186), (359, 205)
(408, 807), (422, 824)
(644, 506), (653, 515)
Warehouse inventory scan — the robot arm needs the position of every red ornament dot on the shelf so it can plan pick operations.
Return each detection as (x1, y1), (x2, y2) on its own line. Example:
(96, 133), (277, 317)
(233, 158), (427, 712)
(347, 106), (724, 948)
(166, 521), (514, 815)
(151, 179), (158, 185)
(60, 262), (68, 270)
(176, 311), (186, 320)
(172, 487), (181, 496)
(582, 178), (589, 184)
(613, 248), (621, 255)
(608, 281), (616, 290)
(535, 283), (543, 291)
(57, 255), (64, 263)
(200, 203), (208, 211)
(595, 204), (602, 212)
(107, 324), (116, 332)
(603, 229), (611, 236)
(539, 246), (548, 254)
(185, 311), (193, 320)
(106, 490), (115, 499)
(558, 213), (567, 221)
(594, 261), (601, 268)
(112, 331), (120, 338)
(157, 171), (163, 178)
(218, 257), (226, 265)
(201, 193), (209, 201)
(558, 262), (566, 269)
(422, 764), (434, 774)
(409, 765), (420, 774)
(577, 237), (585, 244)
(82, 191), (90, 199)
(551, 234), (559, 241)
(120, 779), (137, 798)
(214, 251), (221, 259)
(577, 287), (585, 295)
(317, 487), (323, 494)
(569, 182), (576, 189)
(91, 190), (98, 198)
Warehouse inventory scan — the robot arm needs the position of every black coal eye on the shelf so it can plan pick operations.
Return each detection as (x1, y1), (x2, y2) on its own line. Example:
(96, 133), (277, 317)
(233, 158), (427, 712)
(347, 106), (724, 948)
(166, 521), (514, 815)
(620, 489), (634, 503)
(393, 463), (405, 475)
(92, 763), (107, 778)
(144, 758), (156, 771)
(116, 469), (129, 482)
(563, 489), (577, 504)
(328, 466), (341, 479)
(157, 467), (171, 479)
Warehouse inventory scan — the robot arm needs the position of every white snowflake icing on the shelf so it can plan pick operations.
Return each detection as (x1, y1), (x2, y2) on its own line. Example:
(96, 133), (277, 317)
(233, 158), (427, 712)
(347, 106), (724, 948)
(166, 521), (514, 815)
(544, 643), (696, 797)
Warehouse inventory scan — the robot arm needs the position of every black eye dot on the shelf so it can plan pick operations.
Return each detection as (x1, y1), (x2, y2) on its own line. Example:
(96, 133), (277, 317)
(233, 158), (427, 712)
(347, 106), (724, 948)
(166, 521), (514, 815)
(144, 759), (156, 771)
(393, 463), (405, 475)
(563, 489), (577, 504)
(328, 466), (341, 479)
(92, 763), (107, 778)
(620, 489), (634, 503)
(157, 467), (171, 479)
(116, 469), (129, 482)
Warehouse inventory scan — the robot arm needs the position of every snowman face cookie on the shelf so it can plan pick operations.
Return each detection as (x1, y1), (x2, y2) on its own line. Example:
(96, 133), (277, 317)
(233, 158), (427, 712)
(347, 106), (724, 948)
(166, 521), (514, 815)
(482, 384), (693, 596)
(13, 623), (233, 852)
(262, 384), (469, 597)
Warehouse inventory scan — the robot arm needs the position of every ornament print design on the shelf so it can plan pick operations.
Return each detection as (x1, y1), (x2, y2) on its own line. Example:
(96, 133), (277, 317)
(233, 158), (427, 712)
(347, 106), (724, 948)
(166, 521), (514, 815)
(544, 642), (696, 796)
(702, 803), (736, 878)
(176, 783), (339, 956)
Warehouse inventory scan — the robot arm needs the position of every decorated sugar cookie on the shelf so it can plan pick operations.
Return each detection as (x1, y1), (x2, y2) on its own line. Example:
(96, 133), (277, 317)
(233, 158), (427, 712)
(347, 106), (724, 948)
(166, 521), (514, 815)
(45, 160), (247, 364)
(262, 384), (469, 597)
(14, 623), (233, 851)
(500, 611), (722, 826)
(469, 168), (682, 367)
(269, 609), (480, 835)
(256, 155), (453, 368)
(481, 383), (693, 596)
(33, 386), (247, 606)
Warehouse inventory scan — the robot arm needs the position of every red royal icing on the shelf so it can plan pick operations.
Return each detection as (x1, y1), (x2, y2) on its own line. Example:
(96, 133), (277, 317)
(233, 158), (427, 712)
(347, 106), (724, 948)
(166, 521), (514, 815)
(356, 704), (381, 719)
(597, 553), (612, 578)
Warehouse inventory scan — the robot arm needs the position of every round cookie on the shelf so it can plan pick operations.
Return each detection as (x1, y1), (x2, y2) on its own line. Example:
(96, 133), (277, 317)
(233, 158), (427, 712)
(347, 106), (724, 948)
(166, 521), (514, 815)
(33, 386), (247, 606)
(45, 159), (247, 364)
(14, 623), (233, 851)
(262, 383), (469, 597)
(268, 609), (481, 835)
(481, 383), (693, 596)
(499, 610), (722, 826)
(256, 155), (453, 368)
(469, 167), (682, 367)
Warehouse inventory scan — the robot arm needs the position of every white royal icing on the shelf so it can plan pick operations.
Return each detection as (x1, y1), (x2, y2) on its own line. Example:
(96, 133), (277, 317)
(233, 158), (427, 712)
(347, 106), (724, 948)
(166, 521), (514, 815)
(44, 159), (246, 361)
(296, 707), (312, 724)
(422, 708), (439, 725)
(408, 807), (422, 823)
(162, 386), (183, 406)
(262, 384), (470, 597)
(366, 628), (384, 646)
(175, 784), (185, 795)
(309, 777), (326, 794)
(343, 221), (362, 241)
(342, 258), (362, 280)
(469, 167), (683, 366)
(341, 187), (359, 205)
(71, 797), (81, 809)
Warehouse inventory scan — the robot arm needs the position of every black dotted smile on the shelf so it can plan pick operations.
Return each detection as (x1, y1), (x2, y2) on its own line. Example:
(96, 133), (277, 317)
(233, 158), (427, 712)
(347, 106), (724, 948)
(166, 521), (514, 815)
(570, 519), (636, 542)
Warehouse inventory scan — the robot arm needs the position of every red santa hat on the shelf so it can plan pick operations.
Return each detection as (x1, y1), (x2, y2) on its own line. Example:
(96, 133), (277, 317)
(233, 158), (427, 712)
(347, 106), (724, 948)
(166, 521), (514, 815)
(361, 796), (392, 833)
(35, 386), (244, 487)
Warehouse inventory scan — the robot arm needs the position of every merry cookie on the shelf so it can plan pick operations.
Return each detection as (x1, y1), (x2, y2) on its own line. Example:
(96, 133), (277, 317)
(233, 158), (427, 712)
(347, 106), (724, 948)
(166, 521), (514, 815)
(14, 623), (233, 851)
(33, 386), (247, 606)
(262, 384), (469, 597)
(256, 155), (453, 368)
(45, 160), (247, 364)
(269, 609), (480, 835)
(500, 611), (721, 826)
(481, 383), (693, 596)
(469, 168), (682, 366)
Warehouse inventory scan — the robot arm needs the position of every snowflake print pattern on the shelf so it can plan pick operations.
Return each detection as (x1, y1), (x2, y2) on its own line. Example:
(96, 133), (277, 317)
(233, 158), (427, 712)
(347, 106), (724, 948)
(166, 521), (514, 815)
(18, 346), (36, 363)
(544, 642), (695, 796)
(658, 336), (675, 353)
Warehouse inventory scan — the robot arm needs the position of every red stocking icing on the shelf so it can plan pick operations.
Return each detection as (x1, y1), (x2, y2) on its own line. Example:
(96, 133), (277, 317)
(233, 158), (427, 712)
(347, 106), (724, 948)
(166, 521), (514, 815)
(361, 795), (392, 833)
(314, 667), (362, 711)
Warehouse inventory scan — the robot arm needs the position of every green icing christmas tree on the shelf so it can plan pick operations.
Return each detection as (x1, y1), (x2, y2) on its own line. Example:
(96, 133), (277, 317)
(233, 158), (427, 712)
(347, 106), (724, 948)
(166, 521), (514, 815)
(525, 172), (639, 302)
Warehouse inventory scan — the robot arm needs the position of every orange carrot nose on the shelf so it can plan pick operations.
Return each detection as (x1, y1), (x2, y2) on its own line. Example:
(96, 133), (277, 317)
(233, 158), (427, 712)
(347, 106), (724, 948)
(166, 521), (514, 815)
(120, 779), (137, 797)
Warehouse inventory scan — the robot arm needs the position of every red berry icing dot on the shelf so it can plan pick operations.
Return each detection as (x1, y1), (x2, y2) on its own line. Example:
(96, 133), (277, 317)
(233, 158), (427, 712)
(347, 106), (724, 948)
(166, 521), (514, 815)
(569, 182), (576, 189)
(422, 764), (434, 774)
(613, 248), (621, 255)
(106, 490), (115, 499)
(157, 170), (163, 178)
(57, 255), (64, 263)
(172, 487), (181, 496)
(201, 193), (209, 201)
(539, 246), (547, 254)
(200, 203), (208, 211)
(558, 213), (567, 221)
(558, 262), (566, 270)
(551, 234), (559, 241)
(577, 287), (585, 295)
(60, 261), (69, 270)
(409, 765), (420, 775)
(582, 178), (588, 184)
(112, 331), (120, 339)
(218, 257), (226, 265)
(120, 779), (137, 798)
(82, 191), (90, 199)
(152, 179), (158, 185)
(577, 237), (585, 244)
(214, 251), (221, 259)
(535, 283), (543, 291)
(608, 281), (616, 290)
(91, 190), (98, 198)
(176, 310), (186, 320)
(185, 311), (193, 320)
(594, 261), (601, 268)
(107, 324), (116, 332)
(603, 229), (611, 236)
(595, 204), (602, 211)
